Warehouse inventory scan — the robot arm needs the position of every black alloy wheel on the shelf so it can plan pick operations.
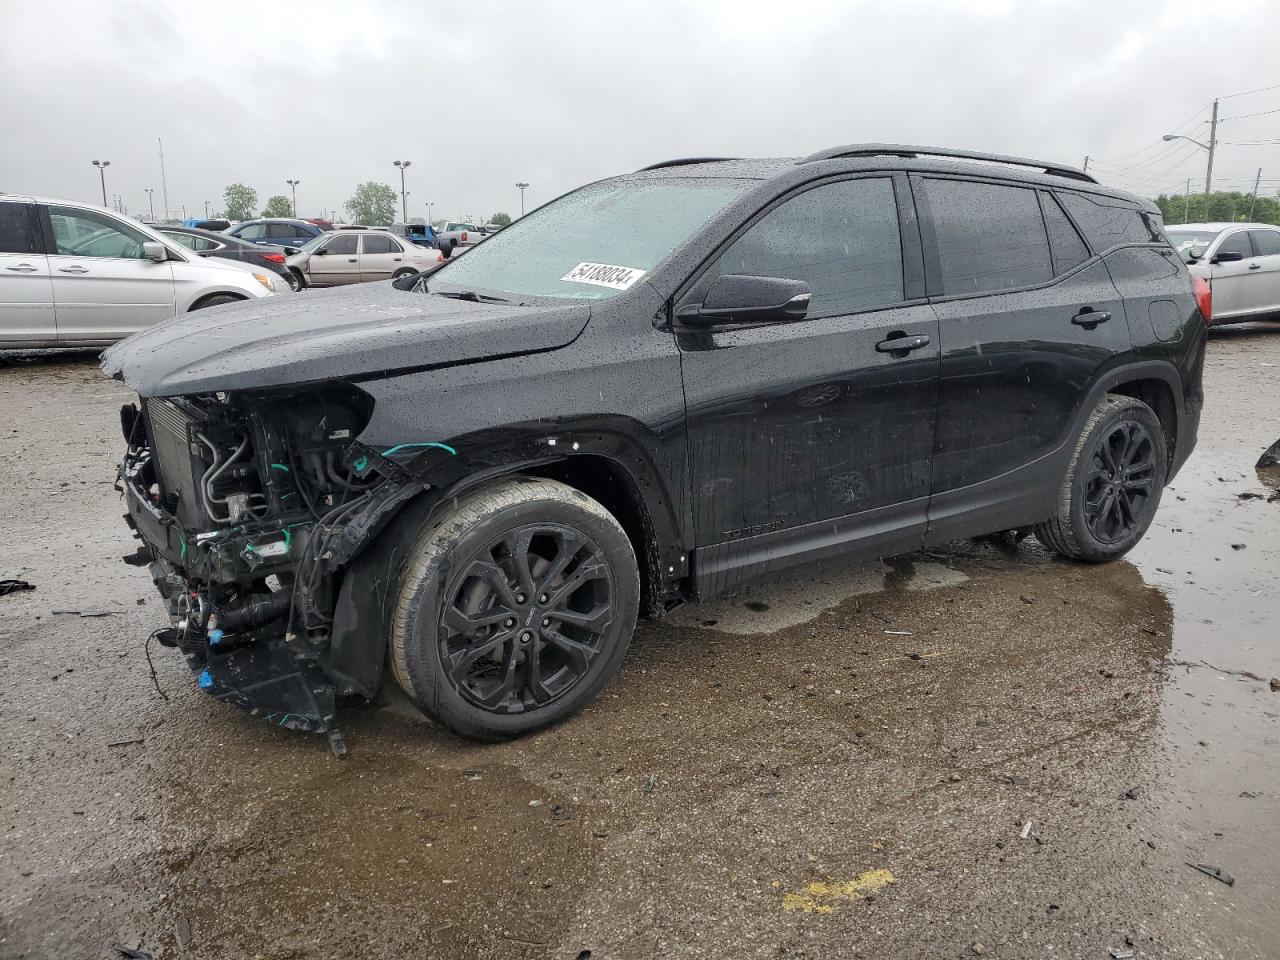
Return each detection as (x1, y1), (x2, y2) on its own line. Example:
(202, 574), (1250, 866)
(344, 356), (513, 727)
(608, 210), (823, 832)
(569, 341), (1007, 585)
(440, 524), (615, 713)
(1082, 420), (1157, 544)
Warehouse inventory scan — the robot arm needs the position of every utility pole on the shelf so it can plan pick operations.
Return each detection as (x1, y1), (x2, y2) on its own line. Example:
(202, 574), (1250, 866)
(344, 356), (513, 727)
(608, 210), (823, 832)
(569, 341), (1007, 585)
(516, 181), (529, 216)
(1248, 168), (1263, 221)
(144, 188), (155, 220)
(286, 179), (300, 217)
(1204, 98), (1219, 213)
(158, 137), (170, 223)
(393, 160), (411, 222)
(204, 200), (210, 218)
(91, 160), (110, 206)
(1082, 155), (1089, 174)
(1183, 178), (1190, 223)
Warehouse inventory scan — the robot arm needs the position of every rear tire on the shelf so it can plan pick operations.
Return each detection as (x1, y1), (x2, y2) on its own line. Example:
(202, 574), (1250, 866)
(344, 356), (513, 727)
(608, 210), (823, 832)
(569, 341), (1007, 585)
(1034, 395), (1167, 563)
(389, 478), (639, 741)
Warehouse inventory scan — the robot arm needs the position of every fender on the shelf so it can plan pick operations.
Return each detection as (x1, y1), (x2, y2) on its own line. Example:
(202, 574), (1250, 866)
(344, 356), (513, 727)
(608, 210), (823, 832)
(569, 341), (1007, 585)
(324, 431), (687, 699)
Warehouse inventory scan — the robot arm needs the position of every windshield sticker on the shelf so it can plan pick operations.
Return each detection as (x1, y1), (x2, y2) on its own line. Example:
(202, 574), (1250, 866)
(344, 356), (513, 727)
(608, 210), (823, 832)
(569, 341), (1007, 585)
(561, 262), (646, 291)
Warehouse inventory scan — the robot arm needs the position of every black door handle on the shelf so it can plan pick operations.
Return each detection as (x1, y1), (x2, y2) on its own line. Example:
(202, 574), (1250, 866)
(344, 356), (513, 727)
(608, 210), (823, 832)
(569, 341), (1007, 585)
(1248, 263), (1261, 271)
(1072, 309), (1111, 328)
(875, 332), (931, 355)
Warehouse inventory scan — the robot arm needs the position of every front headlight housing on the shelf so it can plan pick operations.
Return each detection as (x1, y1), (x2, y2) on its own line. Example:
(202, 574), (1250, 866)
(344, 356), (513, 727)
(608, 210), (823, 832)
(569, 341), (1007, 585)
(252, 272), (279, 293)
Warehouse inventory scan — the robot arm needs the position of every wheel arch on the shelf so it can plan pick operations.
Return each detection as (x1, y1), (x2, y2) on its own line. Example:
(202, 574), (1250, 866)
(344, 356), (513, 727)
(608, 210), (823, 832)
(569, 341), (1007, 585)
(322, 448), (683, 700)
(1107, 376), (1178, 470)
(188, 290), (248, 311)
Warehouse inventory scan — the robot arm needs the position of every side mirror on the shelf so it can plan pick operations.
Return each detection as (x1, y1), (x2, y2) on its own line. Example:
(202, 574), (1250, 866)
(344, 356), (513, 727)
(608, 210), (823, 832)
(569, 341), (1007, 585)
(142, 242), (168, 262)
(679, 274), (811, 326)
(313, 247), (328, 256)
(1210, 250), (1245, 264)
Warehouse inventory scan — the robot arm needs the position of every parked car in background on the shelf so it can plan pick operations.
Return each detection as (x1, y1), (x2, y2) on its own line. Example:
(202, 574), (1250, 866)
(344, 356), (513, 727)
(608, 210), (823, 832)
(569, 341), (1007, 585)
(102, 143), (1204, 744)
(0, 195), (281, 348)
(183, 217), (232, 232)
(304, 217), (334, 231)
(284, 228), (443, 288)
(392, 221), (453, 253)
(1166, 222), (1280, 326)
(439, 221), (491, 247)
(226, 218), (324, 250)
(158, 224), (299, 290)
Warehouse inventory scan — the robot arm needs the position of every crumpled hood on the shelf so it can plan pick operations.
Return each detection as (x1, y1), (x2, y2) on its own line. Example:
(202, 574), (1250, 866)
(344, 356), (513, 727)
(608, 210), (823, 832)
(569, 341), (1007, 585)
(101, 283), (591, 396)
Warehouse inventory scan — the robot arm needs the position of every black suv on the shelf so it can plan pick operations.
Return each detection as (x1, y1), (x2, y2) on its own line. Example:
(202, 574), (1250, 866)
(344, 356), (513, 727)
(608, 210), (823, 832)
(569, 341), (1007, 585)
(103, 144), (1205, 747)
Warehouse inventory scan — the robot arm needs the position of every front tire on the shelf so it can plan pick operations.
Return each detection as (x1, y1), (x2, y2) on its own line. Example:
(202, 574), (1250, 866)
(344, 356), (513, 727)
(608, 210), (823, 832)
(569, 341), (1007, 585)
(389, 478), (639, 741)
(1035, 395), (1167, 563)
(191, 293), (243, 310)
(287, 268), (306, 291)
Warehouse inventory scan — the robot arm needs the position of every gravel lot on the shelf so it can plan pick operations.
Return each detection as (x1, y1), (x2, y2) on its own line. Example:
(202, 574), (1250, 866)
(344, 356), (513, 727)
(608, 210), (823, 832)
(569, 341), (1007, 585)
(2, 326), (1278, 960)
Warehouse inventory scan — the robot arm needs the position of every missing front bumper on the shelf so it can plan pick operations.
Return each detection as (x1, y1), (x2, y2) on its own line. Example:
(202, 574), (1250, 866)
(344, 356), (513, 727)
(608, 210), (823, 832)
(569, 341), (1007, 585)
(176, 632), (338, 734)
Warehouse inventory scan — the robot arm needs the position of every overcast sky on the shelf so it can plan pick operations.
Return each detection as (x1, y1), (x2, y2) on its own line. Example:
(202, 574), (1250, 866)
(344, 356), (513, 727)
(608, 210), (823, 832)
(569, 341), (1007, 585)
(3, 0), (1279, 223)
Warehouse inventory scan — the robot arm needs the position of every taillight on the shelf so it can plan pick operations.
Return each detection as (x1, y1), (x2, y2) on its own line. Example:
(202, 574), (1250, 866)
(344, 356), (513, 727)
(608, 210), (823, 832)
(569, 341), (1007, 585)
(261, 253), (286, 264)
(461, 231), (468, 243)
(1193, 275), (1212, 325)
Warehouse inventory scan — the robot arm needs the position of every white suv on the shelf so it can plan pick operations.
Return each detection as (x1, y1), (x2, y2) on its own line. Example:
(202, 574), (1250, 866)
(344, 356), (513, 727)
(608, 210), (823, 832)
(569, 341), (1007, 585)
(0, 195), (282, 349)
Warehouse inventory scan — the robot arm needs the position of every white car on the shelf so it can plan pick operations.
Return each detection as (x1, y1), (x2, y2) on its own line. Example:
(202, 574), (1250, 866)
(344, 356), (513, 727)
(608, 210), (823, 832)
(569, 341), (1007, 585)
(1166, 222), (1280, 326)
(0, 195), (282, 349)
(285, 228), (444, 288)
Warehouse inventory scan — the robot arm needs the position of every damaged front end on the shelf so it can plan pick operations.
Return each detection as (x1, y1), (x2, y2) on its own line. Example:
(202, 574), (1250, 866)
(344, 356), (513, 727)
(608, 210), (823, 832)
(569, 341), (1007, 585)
(117, 383), (433, 744)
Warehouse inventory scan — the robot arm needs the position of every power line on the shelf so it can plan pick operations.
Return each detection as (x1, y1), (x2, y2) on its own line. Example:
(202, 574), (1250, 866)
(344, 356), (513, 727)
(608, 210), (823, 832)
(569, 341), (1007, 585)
(1219, 105), (1280, 121)
(1219, 80), (1280, 100)
(1093, 101), (1212, 164)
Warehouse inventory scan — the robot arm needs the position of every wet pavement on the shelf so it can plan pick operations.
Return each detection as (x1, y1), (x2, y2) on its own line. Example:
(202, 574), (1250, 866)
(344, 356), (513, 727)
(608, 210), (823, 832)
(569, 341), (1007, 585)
(1, 328), (1278, 960)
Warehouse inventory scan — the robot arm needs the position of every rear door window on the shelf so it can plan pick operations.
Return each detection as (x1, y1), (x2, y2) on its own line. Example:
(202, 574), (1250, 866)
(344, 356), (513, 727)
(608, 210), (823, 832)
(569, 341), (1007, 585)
(717, 177), (904, 317)
(361, 233), (398, 255)
(1056, 193), (1159, 251)
(1041, 193), (1090, 275)
(0, 202), (42, 255)
(1248, 230), (1280, 257)
(237, 223), (268, 241)
(921, 178), (1052, 295)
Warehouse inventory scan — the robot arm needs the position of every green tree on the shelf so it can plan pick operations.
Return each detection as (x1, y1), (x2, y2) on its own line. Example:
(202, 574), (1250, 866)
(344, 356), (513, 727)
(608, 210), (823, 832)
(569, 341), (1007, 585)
(345, 182), (397, 226)
(262, 195), (293, 218)
(490, 212), (512, 227)
(1153, 190), (1280, 226)
(223, 183), (258, 222)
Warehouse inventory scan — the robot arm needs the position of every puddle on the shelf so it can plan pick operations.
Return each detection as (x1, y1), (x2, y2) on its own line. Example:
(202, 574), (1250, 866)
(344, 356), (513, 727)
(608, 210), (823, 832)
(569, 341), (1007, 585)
(665, 556), (968, 635)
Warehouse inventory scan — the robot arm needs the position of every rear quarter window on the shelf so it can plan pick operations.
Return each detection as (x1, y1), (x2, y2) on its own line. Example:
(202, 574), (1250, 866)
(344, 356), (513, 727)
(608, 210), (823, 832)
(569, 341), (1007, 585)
(1056, 193), (1160, 252)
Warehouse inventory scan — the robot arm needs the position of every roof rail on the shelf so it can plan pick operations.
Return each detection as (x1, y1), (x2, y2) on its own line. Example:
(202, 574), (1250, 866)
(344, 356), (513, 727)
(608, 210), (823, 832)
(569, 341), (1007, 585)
(797, 143), (1096, 184)
(637, 157), (738, 172)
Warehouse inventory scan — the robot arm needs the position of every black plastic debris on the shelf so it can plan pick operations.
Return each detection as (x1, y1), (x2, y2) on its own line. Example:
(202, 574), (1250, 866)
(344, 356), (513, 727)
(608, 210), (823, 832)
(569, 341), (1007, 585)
(111, 944), (153, 959)
(1186, 862), (1235, 886)
(0, 579), (34, 597)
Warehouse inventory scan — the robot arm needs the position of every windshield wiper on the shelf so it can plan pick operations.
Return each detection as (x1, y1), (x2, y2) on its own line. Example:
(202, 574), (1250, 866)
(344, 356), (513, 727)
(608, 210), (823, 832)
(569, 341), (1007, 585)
(431, 289), (510, 304)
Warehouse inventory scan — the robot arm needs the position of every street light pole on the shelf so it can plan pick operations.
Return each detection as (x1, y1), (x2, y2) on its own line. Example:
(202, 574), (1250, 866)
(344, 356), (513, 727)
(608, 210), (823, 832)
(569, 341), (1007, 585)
(286, 179), (300, 217)
(144, 188), (155, 220)
(515, 181), (529, 217)
(393, 160), (411, 222)
(426, 201), (434, 224)
(1163, 102), (1220, 218)
(204, 200), (210, 218)
(92, 160), (110, 206)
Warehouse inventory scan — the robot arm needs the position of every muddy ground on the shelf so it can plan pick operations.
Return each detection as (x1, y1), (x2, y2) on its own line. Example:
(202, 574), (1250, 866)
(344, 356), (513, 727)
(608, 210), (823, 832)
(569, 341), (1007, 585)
(1, 327), (1278, 960)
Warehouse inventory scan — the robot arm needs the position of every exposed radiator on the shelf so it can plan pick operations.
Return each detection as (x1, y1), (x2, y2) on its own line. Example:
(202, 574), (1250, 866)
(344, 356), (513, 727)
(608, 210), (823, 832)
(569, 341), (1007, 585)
(146, 399), (203, 528)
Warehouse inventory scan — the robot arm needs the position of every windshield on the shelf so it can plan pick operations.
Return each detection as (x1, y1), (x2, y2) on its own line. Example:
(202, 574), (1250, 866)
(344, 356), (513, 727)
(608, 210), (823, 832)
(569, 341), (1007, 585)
(428, 177), (754, 300)
(297, 232), (333, 253)
(1166, 229), (1219, 263)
